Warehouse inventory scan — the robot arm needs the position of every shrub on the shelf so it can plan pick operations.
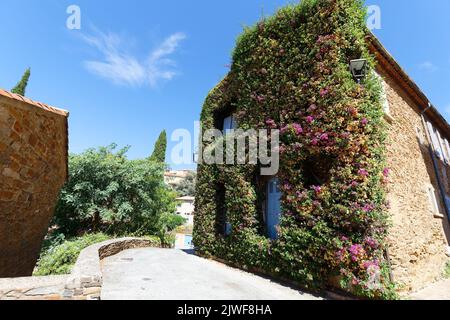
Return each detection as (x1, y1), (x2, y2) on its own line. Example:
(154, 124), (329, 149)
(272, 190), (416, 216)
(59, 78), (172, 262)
(53, 144), (181, 237)
(171, 171), (197, 197)
(34, 233), (111, 276)
(444, 261), (450, 279)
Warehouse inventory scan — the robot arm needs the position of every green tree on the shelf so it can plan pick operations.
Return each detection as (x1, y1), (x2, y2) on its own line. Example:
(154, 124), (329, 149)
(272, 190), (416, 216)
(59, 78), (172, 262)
(53, 144), (181, 237)
(172, 171), (197, 197)
(11, 68), (31, 96)
(150, 130), (167, 163)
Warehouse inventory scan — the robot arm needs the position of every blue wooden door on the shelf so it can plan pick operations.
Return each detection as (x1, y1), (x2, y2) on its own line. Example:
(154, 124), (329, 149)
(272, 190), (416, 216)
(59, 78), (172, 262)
(266, 178), (281, 239)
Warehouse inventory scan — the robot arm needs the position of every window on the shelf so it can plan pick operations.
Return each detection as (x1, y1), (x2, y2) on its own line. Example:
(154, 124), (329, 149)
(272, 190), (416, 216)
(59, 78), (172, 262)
(223, 115), (236, 134)
(225, 222), (232, 236)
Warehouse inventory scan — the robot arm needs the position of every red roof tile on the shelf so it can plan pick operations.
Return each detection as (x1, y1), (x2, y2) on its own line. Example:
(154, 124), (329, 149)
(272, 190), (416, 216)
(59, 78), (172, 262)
(0, 88), (69, 117)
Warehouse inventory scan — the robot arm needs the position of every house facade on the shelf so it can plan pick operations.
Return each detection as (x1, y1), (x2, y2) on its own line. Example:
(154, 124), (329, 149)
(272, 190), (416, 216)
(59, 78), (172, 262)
(368, 36), (450, 292)
(0, 89), (68, 277)
(194, 0), (450, 298)
(176, 196), (195, 226)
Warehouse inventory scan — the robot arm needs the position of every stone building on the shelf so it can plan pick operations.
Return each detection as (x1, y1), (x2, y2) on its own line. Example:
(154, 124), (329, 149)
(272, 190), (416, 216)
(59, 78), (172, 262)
(194, 0), (450, 296)
(0, 89), (69, 278)
(368, 36), (450, 292)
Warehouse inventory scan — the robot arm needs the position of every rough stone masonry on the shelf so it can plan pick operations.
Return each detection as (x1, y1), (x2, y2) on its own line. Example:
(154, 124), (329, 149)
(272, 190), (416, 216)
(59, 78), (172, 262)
(0, 89), (68, 277)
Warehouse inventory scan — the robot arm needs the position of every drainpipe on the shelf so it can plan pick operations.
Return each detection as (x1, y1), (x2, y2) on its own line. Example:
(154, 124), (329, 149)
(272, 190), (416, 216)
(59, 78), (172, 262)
(420, 103), (450, 222)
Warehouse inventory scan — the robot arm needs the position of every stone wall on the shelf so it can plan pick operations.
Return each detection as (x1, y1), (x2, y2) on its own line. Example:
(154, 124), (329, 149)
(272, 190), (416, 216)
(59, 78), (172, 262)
(0, 89), (68, 278)
(380, 70), (450, 292)
(0, 238), (155, 300)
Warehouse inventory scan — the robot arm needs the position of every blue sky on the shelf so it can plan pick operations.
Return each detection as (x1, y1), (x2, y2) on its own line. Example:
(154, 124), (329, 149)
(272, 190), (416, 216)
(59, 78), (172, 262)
(1, 0), (449, 169)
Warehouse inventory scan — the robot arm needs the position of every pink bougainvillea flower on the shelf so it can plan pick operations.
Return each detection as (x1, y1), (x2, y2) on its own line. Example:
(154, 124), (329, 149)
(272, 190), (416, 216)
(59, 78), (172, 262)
(361, 118), (369, 126)
(308, 104), (318, 112)
(306, 116), (315, 124)
(358, 169), (369, 177)
(311, 138), (319, 146)
(319, 88), (329, 97)
(383, 168), (391, 178)
(256, 95), (265, 103)
(292, 123), (303, 135)
(362, 203), (375, 212)
(280, 125), (289, 134)
(320, 133), (329, 141)
(312, 185), (322, 194)
(365, 237), (378, 249)
(265, 119), (276, 128)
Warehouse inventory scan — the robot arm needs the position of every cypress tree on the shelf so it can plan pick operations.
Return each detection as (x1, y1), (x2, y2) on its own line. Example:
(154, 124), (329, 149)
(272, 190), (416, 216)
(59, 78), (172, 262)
(11, 68), (31, 96)
(150, 130), (167, 163)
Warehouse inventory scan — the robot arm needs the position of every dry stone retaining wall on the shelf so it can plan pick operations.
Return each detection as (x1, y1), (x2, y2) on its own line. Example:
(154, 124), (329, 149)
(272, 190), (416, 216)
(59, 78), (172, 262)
(0, 238), (156, 300)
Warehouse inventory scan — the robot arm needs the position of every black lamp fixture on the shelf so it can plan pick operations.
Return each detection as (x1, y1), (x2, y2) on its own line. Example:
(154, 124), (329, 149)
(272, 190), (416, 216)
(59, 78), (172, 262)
(349, 59), (368, 84)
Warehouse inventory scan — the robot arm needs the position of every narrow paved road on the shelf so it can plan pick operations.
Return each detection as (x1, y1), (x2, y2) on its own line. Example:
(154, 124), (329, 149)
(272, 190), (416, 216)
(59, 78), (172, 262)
(101, 248), (322, 300)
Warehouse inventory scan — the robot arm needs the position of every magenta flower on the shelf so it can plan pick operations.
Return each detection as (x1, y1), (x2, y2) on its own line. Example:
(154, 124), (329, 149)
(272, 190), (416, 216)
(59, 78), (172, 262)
(320, 88), (329, 97)
(365, 237), (378, 249)
(292, 123), (303, 135)
(265, 119), (276, 127)
(306, 116), (315, 124)
(320, 133), (329, 141)
(308, 104), (318, 112)
(311, 138), (319, 146)
(358, 169), (369, 177)
(349, 244), (365, 262)
(362, 203), (375, 212)
(312, 185), (322, 194)
(256, 95), (265, 103)
(383, 168), (391, 178)
(361, 118), (369, 126)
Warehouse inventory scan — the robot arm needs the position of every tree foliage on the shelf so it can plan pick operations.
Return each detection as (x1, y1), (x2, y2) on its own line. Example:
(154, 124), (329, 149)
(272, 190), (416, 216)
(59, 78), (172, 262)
(53, 144), (181, 237)
(11, 68), (31, 96)
(172, 171), (197, 197)
(150, 130), (167, 163)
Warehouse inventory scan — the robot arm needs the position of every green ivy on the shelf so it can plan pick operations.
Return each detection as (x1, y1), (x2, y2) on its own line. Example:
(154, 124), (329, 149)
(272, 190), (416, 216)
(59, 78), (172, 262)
(194, 0), (396, 299)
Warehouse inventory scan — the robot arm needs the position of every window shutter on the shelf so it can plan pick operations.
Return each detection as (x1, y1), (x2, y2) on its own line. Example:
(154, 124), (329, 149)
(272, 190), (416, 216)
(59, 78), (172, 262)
(427, 186), (439, 214)
(223, 116), (232, 131)
(427, 121), (443, 160)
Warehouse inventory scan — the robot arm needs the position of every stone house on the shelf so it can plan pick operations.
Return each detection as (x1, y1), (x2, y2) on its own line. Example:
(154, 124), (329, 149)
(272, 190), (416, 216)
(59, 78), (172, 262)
(176, 196), (195, 226)
(0, 89), (69, 278)
(367, 35), (450, 292)
(194, 0), (450, 296)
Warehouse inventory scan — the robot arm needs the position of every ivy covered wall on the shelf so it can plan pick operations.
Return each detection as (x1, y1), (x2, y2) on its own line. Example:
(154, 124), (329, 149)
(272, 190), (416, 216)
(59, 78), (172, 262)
(194, 0), (396, 299)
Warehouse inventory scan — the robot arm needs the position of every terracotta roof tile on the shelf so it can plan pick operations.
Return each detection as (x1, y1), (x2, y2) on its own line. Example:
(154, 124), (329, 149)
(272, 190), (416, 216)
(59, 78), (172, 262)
(0, 88), (69, 117)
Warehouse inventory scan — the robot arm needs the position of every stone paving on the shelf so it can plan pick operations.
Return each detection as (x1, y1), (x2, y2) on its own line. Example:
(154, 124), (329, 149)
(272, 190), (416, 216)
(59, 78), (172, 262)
(101, 248), (323, 300)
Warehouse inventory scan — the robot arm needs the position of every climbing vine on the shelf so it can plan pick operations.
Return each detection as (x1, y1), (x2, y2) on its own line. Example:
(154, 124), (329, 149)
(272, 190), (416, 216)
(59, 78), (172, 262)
(194, 0), (396, 299)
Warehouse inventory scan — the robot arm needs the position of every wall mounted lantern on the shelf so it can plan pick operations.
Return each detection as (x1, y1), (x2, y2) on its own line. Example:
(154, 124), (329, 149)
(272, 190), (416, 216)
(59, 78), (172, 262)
(349, 59), (368, 84)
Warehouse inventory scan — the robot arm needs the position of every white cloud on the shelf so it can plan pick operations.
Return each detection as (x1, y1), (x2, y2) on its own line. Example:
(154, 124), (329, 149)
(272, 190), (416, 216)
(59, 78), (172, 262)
(81, 30), (186, 87)
(418, 61), (437, 72)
